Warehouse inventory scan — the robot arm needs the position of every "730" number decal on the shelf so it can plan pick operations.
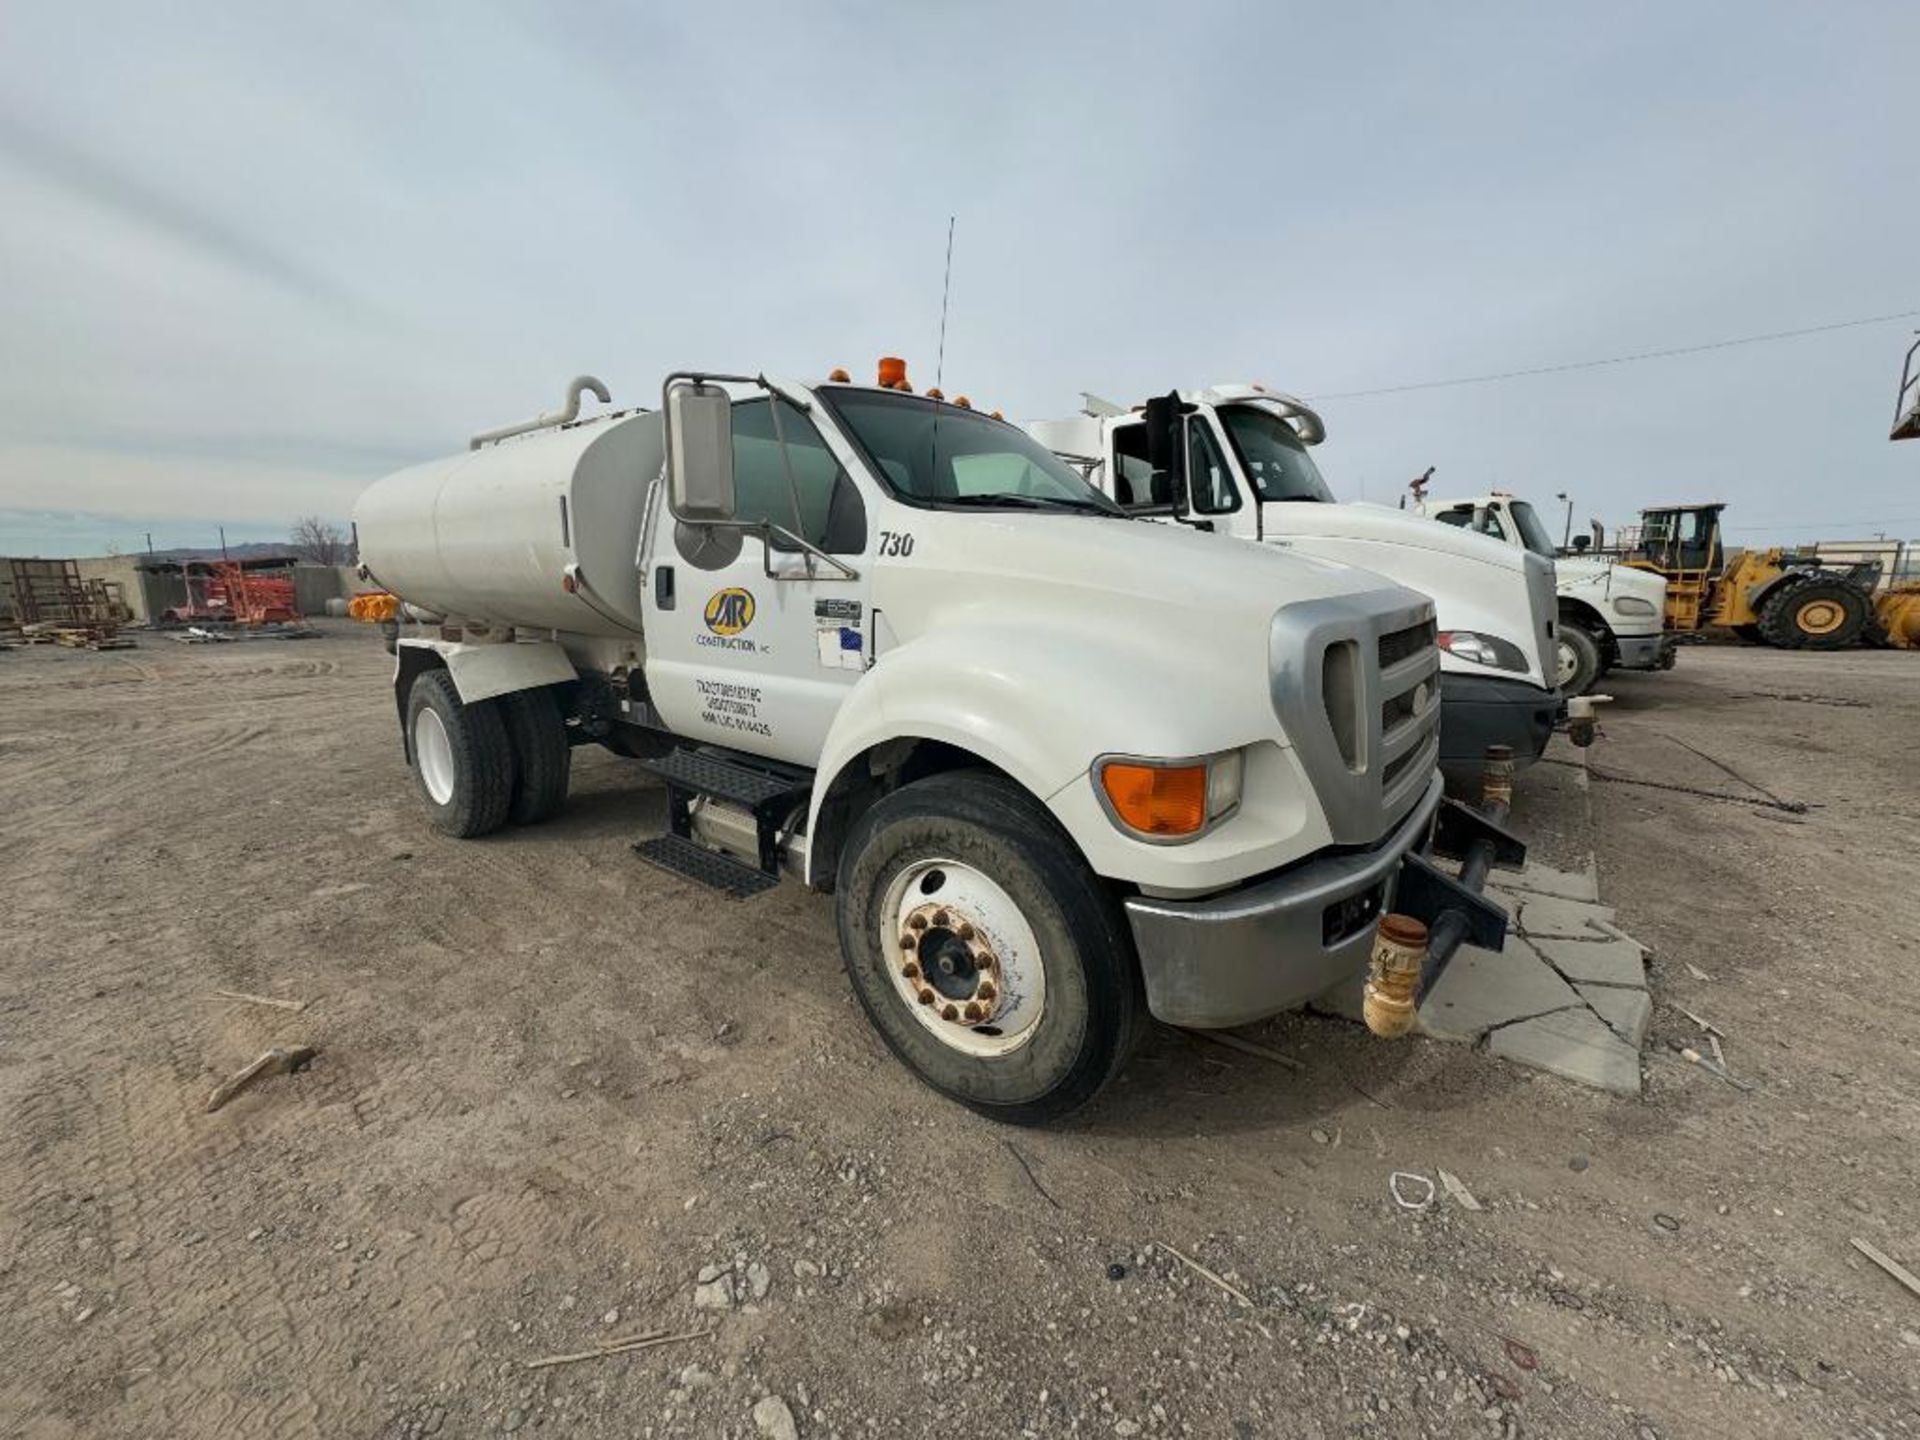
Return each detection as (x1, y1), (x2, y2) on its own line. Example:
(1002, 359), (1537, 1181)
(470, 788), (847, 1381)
(878, 530), (916, 557)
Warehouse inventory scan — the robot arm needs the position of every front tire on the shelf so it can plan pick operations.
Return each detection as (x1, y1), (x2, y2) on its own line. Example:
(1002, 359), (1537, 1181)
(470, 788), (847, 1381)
(406, 669), (514, 838)
(1757, 579), (1868, 650)
(1555, 624), (1604, 695)
(834, 771), (1145, 1125)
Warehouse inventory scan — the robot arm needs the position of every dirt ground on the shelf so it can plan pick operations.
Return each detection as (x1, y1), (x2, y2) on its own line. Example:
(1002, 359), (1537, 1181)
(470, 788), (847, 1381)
(2, 626), (1917, 1440)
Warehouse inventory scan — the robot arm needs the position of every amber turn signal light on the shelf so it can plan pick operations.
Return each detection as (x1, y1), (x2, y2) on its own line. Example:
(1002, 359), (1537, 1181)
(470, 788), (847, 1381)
(1099, 762), (1207, 837)
(877, 356), (909, 389)
(828, 367), (850, 383)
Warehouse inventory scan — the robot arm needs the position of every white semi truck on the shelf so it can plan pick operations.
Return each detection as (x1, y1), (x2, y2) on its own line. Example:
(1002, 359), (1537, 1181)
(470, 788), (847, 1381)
(352, 365), (1514, 1123)
(1413, 491), (1672, 695)
(1027, 386), (1562, 785)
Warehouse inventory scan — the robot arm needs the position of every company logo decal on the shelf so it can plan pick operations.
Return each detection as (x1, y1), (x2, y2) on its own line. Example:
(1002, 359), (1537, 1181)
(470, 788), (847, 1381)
(703, 587), (755, 637)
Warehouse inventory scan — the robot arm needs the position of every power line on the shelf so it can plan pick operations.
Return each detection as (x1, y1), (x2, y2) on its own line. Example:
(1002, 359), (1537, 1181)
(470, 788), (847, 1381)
(1313, 308), (1920, 401)
(1724, 516), (1920, 532)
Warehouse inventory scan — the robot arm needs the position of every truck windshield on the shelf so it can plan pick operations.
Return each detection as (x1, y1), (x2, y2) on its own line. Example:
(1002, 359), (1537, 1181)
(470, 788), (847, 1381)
(1508, 501), (1558, 558)
(821, 390), (1123, 515)
(1218, 406), (1335, 503)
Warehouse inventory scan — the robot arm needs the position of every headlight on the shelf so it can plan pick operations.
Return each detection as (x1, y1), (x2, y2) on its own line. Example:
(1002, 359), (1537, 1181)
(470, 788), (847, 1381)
(1436, 630), (1530, 673)
(1613, 596), (1657, 617)
(1096, 750), (1243, 841)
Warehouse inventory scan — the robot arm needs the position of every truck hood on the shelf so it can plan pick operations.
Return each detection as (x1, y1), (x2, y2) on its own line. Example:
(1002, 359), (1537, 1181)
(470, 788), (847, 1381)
(882, 509), (1405, 613)
(1264, 501), (1529, 574)
(1256, 502), (1554, 690)
(1557, 555), (1665, 601)
(870, 511), (1427, 759)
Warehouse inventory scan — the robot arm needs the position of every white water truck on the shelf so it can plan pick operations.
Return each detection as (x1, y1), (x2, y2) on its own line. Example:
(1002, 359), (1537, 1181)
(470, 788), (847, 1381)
(352, 363), (1524, 1122)
(1027, 386), (1563, 786)
(1412, 490), (1672, 695)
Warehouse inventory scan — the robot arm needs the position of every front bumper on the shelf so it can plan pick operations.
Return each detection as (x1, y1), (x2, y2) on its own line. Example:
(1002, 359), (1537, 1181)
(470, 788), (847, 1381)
(1438, 673), (1556, 772)
(1613, 632), (1675, 671)
(1123, 773), (1444, 1029)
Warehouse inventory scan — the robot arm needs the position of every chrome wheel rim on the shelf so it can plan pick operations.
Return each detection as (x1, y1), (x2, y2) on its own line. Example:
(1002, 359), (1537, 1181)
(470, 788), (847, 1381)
(881, 858), (1046, 1057)
(413, 705), (456, 805)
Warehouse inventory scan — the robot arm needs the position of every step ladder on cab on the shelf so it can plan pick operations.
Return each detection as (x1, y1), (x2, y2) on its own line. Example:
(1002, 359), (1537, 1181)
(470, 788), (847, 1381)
(632, 746), (812, 898)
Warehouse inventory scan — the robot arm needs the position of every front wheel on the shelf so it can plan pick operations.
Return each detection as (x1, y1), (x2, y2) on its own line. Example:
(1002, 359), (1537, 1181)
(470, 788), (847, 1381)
(1757, 579), (1868, 650)
(1555, 624), (1604, 695)
(835, 771), (1145, 1125)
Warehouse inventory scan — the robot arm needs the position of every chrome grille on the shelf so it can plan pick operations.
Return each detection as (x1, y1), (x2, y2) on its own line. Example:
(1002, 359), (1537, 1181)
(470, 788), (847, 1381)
(1272, 590), (1443, 843)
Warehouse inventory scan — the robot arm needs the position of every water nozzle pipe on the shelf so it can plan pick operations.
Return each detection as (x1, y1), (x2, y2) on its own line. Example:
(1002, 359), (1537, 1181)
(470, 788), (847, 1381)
(1566, 693), (1612, 748)
(1482, 742), (1515, 811)
(470, 375), (613, 450)
(1363, 913), (1430, 1039)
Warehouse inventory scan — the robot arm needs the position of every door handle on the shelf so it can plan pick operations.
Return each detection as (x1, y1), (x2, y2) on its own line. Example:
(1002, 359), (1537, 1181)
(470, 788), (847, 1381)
(655, 565), (675, 610)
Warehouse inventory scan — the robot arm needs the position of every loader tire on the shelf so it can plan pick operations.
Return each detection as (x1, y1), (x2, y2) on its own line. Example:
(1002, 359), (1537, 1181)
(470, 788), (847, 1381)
(835, 770), (1146, 1126)
(500, 687), (571, 826)
(405, 669), (514, 838)
(1757, 578), (1867, 651)
(1554, 624), (1604, 696)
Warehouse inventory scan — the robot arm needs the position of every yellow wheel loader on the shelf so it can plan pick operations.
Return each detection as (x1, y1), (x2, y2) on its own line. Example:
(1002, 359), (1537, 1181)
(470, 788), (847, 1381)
(1616, 502), (1918, 651)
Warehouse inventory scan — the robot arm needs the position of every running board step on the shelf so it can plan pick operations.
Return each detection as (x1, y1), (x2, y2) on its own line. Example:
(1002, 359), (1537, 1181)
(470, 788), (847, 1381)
(637, 746), (812, 878)
(632, 834), (780, 898)
(636, 748), (810, 809)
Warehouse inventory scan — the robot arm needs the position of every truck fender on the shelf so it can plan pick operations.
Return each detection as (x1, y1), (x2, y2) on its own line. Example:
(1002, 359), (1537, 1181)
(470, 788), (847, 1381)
(394, 637), (579, 705)
(803, 663), (1069, 890)
(1556, 595), (1613, 644)
(1741, 568), (1804, 613)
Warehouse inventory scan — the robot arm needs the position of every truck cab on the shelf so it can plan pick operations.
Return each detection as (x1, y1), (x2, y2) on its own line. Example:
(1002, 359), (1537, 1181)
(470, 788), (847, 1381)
(1028, 385), (1561, 783)
(1416, 492), (1671, 694)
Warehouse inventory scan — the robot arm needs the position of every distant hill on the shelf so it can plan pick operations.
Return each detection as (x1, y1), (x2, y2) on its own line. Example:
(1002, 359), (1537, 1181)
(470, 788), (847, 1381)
(141, 542), (323, 564)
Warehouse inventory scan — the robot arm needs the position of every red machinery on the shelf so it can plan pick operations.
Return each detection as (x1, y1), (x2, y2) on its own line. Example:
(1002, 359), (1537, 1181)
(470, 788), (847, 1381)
(206, 562), (301, 624)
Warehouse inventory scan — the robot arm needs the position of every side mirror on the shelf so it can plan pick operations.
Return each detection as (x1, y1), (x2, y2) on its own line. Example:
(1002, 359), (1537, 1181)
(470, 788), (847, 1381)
(1570, 535), (1591, 553)
(667, 382), (736, 523)
(1471, 504), (1493, 534)
(1141, 392), (1187, 511)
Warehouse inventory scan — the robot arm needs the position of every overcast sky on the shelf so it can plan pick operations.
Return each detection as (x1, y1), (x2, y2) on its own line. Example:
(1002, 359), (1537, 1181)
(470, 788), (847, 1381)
(1, 1), (1915, 556)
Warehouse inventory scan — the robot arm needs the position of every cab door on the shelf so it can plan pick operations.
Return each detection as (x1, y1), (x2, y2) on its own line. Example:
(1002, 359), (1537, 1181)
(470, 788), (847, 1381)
(1106, 414), (1255, 538)
(640, 394), (872, 767)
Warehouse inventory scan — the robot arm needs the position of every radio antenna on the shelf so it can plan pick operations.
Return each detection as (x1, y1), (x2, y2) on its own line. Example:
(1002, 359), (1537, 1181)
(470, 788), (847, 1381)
(935, 215), (955, 391)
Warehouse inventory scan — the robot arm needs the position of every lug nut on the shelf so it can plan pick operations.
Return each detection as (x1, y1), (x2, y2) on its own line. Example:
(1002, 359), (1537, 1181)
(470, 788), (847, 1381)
(899, 932), (917, 951)
(916, 988), (936, 1006)
(932, 909), (952, 929)
(977, 979), (997, 1001)
(963, 1001), (985, 1022)
(907, 913), (928, 932)
(956, 921), (975, 940)
(901, 961), (921, 980)
(941, 1003), (960, 1022)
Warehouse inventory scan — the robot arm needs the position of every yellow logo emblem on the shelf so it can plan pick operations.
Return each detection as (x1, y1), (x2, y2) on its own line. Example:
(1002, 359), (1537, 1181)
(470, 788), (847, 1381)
(703, 587), (756, 636)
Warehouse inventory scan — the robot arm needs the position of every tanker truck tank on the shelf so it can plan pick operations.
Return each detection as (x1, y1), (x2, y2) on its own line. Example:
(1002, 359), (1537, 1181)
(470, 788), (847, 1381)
(354, 409), (663, 636)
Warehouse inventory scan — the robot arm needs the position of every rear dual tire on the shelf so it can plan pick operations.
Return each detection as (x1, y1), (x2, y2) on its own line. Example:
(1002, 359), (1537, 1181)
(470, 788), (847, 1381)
(835, 770), (1146, 1126)
(406, 672), (569, 836)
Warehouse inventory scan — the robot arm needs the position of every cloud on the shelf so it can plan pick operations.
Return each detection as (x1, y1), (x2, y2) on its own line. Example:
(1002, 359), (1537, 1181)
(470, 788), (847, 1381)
(0, 101), (366, 313)
(0, 0), (1915, 554)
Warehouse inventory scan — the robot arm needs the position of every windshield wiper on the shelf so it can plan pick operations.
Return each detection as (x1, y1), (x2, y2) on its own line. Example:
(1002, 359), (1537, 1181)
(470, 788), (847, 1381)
(938, 493), (1120, 516)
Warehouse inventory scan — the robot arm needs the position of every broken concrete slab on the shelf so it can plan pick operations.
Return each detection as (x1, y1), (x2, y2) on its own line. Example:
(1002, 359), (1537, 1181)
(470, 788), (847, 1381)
(1576, 983), (1653, 1049)
(1485, 859), (1600, 904)
(1533, 932), (1648, 987)
(1486, 1005), (1643, 1095)
(1419, 936), (1583, 1045)
(1512, 892), (1617, 938)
